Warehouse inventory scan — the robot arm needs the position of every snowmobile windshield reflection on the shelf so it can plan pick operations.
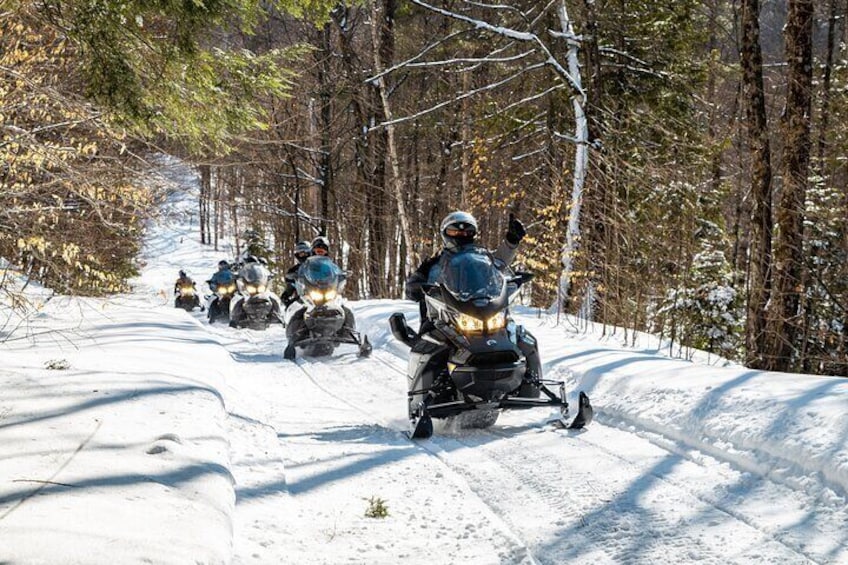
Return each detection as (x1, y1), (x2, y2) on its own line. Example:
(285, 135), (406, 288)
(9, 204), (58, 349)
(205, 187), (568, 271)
(301, 257), (342, 292)
(440, 250), (506, 302)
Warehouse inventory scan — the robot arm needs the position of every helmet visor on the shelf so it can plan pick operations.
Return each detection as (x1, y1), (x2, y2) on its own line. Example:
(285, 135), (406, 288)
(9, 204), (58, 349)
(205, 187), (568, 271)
(445, 227), (476, 239)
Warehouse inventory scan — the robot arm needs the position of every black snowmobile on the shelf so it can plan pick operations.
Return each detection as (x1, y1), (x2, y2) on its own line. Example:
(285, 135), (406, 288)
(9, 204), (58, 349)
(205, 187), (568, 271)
(390, 248), (593, 439)
(283, 256), (371, 360)
(174, 271), (203, 312)
(207, 280), (237, 324)
(230, 261), (284, 331)
(174, 282), (201, 312)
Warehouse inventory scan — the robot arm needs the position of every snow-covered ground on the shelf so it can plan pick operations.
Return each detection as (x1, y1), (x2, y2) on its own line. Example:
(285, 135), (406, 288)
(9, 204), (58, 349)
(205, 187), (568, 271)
(2, 158), (847, 564)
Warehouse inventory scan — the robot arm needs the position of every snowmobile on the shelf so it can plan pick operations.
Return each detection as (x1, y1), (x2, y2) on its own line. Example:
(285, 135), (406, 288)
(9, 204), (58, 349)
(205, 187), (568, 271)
(389, 248), (593, 439)
(174, 282), (201, 312)
(207, 281), (237, 324)
(283, 256), (371, 360)
(229, 261), (283, 331)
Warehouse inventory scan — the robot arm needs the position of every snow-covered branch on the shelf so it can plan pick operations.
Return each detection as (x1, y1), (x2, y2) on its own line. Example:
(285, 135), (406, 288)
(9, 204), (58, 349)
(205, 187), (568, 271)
(365, 30), (467, 84)
(404, 50), (534, 69)
(376, 62), (547, 128)
(410, 0), (586, 99)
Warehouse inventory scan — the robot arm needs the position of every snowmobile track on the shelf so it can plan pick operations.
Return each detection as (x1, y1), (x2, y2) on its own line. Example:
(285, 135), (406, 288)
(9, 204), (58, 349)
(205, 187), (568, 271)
(369, 350), (822, 564)
(562, 422), (822, 563)
(287, 356), (543, 565)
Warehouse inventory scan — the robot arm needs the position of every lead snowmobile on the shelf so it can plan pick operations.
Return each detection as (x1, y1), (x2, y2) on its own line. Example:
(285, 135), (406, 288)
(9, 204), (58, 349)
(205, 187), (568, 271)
(390, 248), (593, 439)
(229, 261), (283, 330)
(283, 256), (371, 360)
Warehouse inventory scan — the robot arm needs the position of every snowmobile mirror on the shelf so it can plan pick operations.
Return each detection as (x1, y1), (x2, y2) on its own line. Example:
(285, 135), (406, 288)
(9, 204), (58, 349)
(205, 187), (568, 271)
(389, 313), (416, 347)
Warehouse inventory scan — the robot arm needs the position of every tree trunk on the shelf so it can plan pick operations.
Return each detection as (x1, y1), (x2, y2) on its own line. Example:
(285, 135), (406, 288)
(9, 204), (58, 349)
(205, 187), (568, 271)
(370, 0), (416, 271)
(740, 0), (773, 369)
(556, 1), (590, 316)
(763, 0), (814, 372)
(199, 164), (211, 245)
(815, 0), (838, 171)
(316, 23), (333, 236)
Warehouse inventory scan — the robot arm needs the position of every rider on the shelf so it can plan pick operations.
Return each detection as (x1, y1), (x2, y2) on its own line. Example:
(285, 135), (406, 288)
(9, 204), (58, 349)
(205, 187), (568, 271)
(281, 241), (312, 308)
(174, 270), (195, 293)
(405, 211), (540, 386)
(310, 236), (331, 258)
(207, 260), (235, 292)
(406, 211), (526, 319)
(174, 270), (201, 309)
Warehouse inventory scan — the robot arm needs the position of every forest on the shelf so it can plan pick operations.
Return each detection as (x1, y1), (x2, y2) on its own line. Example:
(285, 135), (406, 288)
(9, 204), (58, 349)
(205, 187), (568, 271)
(2, 0), (846, 376)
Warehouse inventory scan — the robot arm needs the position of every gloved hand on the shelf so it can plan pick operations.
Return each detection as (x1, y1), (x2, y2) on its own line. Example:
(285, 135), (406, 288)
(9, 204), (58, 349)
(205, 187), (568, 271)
(505, 213), (526, 245)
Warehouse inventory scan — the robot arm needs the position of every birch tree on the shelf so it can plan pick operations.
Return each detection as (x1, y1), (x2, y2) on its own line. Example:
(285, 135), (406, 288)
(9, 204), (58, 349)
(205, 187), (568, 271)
(370, 0), (592, 300)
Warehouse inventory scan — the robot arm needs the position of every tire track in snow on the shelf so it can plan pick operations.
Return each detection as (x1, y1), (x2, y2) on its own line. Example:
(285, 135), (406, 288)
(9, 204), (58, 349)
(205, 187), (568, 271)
(567, 420), (829, 564)
(289, 356), (543, 565)
(370, 346), (823, 564)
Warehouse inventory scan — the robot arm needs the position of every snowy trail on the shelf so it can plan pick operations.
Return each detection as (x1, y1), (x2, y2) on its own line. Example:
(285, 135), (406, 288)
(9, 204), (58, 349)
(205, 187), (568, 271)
(5, 157), (845, 564)
(195, 303), (839, 564)
(210, 322), (533, 565)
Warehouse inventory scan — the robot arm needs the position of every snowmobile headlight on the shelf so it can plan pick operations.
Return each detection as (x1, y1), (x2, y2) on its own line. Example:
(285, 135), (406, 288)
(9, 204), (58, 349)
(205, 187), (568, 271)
(257, 284), (266, 293)
(486, 312), (506, 331)
(455, 313), (484, 333)
(324, 289), (337, 300)
(179, 286), (194, 296)
(308, 289), (324, 303)
(246, 284), (258, 295)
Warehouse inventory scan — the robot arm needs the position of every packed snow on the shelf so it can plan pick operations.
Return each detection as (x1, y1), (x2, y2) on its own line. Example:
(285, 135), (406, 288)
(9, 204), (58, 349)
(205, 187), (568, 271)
(1, 157), (847, 564)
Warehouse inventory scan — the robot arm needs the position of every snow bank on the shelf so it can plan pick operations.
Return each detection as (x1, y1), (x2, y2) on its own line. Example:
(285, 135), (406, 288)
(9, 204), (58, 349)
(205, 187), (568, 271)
(0, 295), (238, 564)
(523, 320), (848, 502)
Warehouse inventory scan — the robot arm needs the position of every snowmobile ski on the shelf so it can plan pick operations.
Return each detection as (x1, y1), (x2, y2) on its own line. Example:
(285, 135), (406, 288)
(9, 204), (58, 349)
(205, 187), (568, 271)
(547, 391), (594, 429)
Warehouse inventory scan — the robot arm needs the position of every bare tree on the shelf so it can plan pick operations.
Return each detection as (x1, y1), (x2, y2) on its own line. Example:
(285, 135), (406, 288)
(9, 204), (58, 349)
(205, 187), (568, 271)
(764, 0), (814, 371)
(740, 0), (773, 369)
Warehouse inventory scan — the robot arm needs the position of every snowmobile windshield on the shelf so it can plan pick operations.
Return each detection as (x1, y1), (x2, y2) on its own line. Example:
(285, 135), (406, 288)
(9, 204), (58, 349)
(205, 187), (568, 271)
(440, 250), (505, 302)
(241, 263), (269, 285)
(300, 257), (340, 290)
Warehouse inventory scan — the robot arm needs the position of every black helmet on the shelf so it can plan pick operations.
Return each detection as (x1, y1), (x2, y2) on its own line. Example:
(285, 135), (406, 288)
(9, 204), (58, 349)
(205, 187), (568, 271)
(179, 270), (187, 278)
(311, 236), (330, 256)
(440, 211), (478, 250)
(294, 241), (311, 262)
(218, 260), (230, 270)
